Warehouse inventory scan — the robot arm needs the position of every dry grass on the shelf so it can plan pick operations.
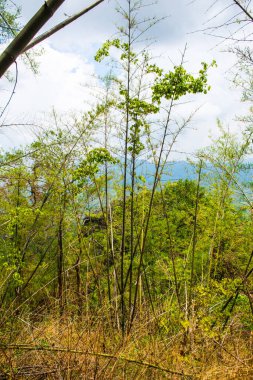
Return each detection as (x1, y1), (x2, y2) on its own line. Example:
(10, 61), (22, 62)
(0, 309), (252, 380)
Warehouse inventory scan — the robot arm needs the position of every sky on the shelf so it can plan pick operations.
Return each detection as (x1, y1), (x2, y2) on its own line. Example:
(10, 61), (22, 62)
(0, 0), (251, 159)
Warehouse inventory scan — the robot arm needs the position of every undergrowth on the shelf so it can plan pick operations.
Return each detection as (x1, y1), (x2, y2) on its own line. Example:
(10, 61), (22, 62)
(0, 305), (252, 380)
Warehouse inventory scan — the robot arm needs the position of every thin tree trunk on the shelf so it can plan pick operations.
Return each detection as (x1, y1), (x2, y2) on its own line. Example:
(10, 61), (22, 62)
(130, 100), (175, 328)
(14, 173), (21, 298)
(57, 180), (67, 317)
(75, 255), (83, 317)
(103, 81), (112, 304)
(188, 160), (203, 311)
(128, 146), (136, 325)
(120, 0), (132, 335)
(159, 185), (181, 310)
(58, 216), (64, 317)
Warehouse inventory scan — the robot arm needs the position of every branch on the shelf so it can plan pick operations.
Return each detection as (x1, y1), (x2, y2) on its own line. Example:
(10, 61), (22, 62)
(0, 61), (18, 118)
(233, 0), (253, 22)
(22, 0), (105, 53)
(0, 0), (66, 78)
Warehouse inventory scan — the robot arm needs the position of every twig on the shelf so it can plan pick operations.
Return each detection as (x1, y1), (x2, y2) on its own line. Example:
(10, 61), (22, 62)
(233, 0), (253, 22)
(212, 337), (250, 366)
(0, 61), (18, 118)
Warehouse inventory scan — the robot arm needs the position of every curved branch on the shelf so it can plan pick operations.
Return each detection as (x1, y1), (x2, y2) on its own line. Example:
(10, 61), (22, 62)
(22, 0), (105, 53)
(233, 0), (253, 22)
(0, 61), (18, 118)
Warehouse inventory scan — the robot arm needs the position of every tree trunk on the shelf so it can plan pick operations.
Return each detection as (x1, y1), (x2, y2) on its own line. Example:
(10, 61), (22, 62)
(58, 216), (64, 317)
(0, 0), (66, 77)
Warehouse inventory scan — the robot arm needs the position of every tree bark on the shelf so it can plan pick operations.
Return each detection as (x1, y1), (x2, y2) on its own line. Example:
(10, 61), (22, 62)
(0, 0), (66, 78)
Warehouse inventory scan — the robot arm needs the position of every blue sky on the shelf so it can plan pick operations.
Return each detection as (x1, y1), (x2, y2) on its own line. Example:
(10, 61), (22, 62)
(0, 0), (250, 157)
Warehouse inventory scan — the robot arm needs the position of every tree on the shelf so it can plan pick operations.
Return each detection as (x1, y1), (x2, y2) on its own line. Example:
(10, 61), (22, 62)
(203, 0), (253, 103)
(0, 0), (20, 43)
(94, 0), (215, 334)
(203, 0), (253, 43)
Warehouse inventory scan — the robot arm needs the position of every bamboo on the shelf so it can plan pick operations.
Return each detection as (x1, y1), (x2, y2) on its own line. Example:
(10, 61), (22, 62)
(0, 0), (66, 77)
(120, 0), (132, 335)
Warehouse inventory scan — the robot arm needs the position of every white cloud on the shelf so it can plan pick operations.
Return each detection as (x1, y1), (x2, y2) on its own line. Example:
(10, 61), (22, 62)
(0, 0), (250, 155)
(0, 43), (98, 148)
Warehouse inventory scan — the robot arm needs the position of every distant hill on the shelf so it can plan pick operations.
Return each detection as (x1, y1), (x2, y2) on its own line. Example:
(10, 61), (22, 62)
(135, 160), (196, 183)
(113, 159), (253, 186)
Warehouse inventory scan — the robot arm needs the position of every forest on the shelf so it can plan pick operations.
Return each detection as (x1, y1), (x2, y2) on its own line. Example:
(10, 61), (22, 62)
(0, 0), (253, 379)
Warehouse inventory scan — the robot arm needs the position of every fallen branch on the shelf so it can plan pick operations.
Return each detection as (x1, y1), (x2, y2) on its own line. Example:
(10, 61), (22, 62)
(0, 344), (192, 378)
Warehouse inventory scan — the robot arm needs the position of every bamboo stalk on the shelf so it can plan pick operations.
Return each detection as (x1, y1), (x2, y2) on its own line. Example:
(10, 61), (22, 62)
(0, 0), (66, 77)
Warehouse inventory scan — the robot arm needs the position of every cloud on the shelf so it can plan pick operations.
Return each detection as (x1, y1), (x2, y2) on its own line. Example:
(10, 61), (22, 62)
(0, 0), (250, 155)
(17, 0), (115, 51)
(0, 43), (98, 148)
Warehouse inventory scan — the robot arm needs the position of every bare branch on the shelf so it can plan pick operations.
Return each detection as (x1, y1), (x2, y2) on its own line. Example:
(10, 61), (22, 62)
(233, 0), (253, 22)
(0, 61), (18, 118)
(22, 0), (105, 54)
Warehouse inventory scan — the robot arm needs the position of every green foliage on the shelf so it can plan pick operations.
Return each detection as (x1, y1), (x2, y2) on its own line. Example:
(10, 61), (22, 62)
(95, 39), (137, 63)
(150, 61), (217, 103)
(95, 39), (121, 62)
(73, 148), (117, 183)
(0, 0), (20, 43)
(0, 3), (252, 368)
(0, 114), (252, 355)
